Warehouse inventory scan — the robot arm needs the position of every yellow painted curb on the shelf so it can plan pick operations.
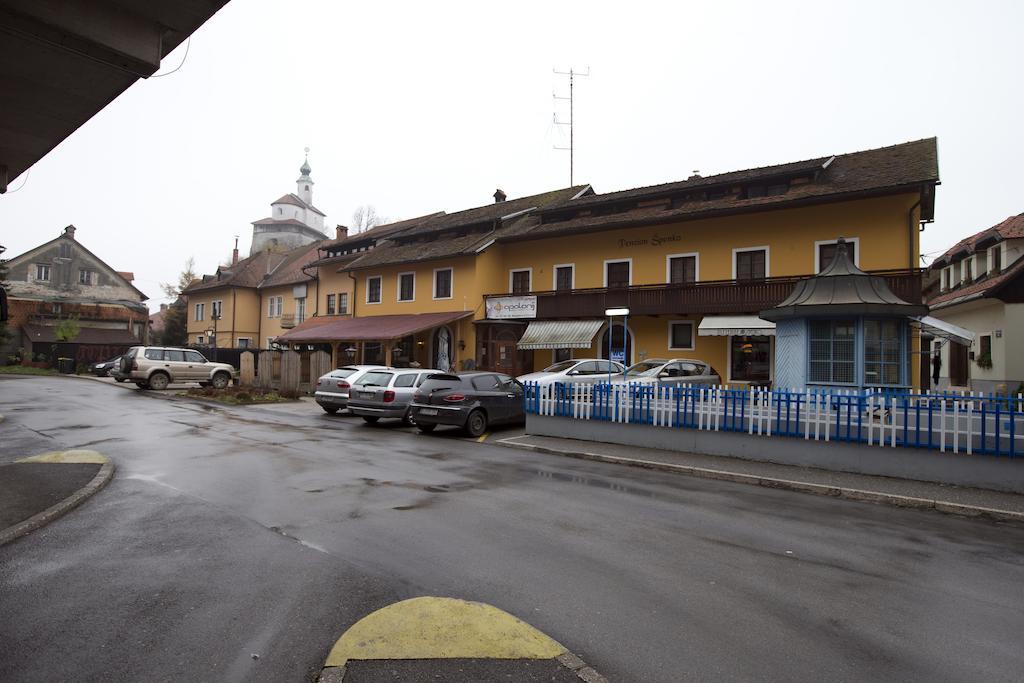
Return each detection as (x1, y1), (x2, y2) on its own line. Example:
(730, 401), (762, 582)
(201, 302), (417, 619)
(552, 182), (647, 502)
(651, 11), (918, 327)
(17, 449), (109, 464)
(325, 597), (566, 667)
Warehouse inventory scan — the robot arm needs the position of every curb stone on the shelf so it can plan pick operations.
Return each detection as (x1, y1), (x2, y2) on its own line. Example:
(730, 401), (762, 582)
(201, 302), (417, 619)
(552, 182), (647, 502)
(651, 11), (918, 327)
(317, 650), (607, 683)
(496, 438), (1024, 525)
(0, 460), (116, 546)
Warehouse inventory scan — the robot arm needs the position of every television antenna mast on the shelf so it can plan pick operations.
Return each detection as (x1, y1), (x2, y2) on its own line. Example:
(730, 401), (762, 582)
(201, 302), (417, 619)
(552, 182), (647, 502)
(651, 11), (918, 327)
(553, 66), (589, 186)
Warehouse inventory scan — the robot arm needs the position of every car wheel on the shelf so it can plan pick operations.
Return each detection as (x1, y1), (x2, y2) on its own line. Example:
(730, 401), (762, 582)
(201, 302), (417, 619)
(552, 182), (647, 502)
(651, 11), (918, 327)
(148, 372), (170, 391)
(115, 377), (126, 383)
(362, 416), (380, 424)
(211, 372), (230, 390)
(135, 382), (149, 389)
(321, 405), (339, 415)
(199, 381), (210, 388)
(402, 408), (416, 426)
(465, 409), (488, 437)
(417, 423), (437, 433)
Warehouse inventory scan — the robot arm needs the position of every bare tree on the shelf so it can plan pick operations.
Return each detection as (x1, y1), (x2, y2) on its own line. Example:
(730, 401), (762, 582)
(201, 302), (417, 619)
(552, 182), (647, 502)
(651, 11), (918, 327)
(352, 205), (385, 233)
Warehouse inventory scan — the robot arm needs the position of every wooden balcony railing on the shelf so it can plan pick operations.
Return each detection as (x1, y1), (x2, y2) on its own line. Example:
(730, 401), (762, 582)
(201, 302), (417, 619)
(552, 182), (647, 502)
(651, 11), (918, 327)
(487, 269), (923, 319)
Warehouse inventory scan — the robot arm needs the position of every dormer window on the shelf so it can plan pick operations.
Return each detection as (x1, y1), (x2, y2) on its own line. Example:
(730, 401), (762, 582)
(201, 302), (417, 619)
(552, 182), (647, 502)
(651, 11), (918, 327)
(963, 258), (973, 283)
(990, 245), (1002, 273)
(941, 268), (950, 291)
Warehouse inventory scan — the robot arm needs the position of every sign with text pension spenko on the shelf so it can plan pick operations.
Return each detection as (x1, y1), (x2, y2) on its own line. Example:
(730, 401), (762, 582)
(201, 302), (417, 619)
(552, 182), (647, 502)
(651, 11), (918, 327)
(486, 295), (538, 319)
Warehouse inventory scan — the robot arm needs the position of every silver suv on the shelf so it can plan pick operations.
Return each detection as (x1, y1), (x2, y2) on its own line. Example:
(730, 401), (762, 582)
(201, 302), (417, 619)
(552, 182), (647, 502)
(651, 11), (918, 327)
(119, 346), (236, 391)
(347, 368), (442, 425)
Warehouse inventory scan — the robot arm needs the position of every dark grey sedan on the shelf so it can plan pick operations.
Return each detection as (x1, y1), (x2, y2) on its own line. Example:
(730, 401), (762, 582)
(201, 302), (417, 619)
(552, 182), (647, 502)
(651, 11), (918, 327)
(408, 371), (525, 437)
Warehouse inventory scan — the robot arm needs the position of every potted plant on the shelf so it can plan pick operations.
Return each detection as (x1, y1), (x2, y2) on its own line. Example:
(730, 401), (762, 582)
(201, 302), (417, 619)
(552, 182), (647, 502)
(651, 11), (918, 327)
(976, 351), (993, 370)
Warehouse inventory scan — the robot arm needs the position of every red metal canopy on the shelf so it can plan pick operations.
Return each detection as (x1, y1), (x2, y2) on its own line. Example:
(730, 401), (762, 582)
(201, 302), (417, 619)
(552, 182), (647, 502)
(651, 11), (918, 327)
(277, 311), (472, 343)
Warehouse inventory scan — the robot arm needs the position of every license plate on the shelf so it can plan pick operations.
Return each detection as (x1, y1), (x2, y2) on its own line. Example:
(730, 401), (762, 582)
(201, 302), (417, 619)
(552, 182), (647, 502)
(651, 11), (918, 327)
(419, 408), (438, 416)
(360, 391), (375, 399)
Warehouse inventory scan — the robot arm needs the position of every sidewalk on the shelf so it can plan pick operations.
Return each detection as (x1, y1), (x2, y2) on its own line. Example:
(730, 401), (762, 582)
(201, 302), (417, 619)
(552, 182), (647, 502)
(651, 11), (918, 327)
(496, 433), (1024, 522)
(319, 597), (605, 683)
(0, 415), (115, 546)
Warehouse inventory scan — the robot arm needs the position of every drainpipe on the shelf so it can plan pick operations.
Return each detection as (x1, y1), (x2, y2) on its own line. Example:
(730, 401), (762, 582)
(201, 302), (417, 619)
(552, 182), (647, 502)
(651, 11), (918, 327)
(231, 288), (237, 348)
(348, 271), (358, 317)
(907, 199), (921, 271)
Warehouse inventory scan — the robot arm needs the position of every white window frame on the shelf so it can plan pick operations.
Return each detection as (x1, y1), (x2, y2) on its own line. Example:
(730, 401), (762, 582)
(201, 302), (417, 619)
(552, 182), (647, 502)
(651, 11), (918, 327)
(79, 269), (96, 285)
(552, 263), (576, 291)
(326, 293), (336, 315)
(365, 275), (383, 305)
(35, 264), (51, 281)
(194, 302), (205, 322)
(667, 320), (695, 351)
(990, 245), (1003, 274)
(267, 297), (275, 318)
(212, 300), (223, 319)
(941, 267), (951, 291)
(509, 268), (533, 294)
(338, 292), (349, 314)
(603, 258), (633, 287)
(275, 296), (283, 318)
(396, 271), (416, 302)
(296, 297), (306, 322)
(732, 246), (771, 279)
(665, 252), (700, 284)
(433, 267), (454, 300)
(813, 238), (860, 273)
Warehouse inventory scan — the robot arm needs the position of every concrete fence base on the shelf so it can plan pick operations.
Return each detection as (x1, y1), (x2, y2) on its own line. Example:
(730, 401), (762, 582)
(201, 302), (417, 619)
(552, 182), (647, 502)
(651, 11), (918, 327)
(526, 414), (1024, 494)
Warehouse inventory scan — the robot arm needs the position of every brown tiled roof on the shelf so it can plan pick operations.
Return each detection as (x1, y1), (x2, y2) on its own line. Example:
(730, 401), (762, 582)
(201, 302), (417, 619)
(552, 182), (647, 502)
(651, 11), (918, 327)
(931, 213), (1024, 267)
(928, 255), (1024, 308)
(271, 193), (326, 216)
(317, 213), (446, 251)
(183, 250), (290, 293)
(345, 186), (589, 270)
(927, 213), (1024, 308)
(503, 138), (939, 242)
(261, 243), (323, 288)
(23, 323), (138, 345)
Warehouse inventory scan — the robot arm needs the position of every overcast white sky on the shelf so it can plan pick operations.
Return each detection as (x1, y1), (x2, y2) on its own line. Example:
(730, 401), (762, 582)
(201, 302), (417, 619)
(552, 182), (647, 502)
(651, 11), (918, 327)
(2, 0), (1022, 306)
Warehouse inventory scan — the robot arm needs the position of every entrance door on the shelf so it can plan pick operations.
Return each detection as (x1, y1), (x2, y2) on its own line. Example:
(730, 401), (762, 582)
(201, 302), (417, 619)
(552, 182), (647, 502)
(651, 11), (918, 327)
(494, 331), (517, 375)
(601, 324), (631, 365)
(950, 341), (969, 387)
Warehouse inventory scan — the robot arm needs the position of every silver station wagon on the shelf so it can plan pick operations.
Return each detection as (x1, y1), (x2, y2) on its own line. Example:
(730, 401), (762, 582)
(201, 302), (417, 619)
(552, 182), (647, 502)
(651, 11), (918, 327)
(347, 368), (443, 425)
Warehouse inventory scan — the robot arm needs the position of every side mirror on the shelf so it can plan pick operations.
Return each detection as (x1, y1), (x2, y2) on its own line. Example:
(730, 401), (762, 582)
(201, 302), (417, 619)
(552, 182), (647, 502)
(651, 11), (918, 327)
(567, 370), (580, 376)
(658, 371), (670, 378)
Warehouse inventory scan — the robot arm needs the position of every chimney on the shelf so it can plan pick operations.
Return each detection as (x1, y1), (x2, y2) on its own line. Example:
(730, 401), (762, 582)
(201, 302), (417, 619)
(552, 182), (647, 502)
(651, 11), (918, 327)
(688, 170), (701, 180)
(160, 303), (168, 311)
(64, 224), (76, 240)
(493, 188), (507, 203)
(232, 236), (239, 265)
(336, 224), (349, 240)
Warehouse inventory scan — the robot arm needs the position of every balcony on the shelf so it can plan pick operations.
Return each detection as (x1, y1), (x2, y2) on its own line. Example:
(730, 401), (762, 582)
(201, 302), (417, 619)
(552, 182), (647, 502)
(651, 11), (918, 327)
(280, 314), (297, 329)
(487, 269), (923, 319)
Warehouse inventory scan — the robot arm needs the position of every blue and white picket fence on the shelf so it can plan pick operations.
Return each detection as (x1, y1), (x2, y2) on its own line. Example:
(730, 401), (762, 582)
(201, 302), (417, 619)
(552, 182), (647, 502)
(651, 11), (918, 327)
(523, 382), (1024, 458)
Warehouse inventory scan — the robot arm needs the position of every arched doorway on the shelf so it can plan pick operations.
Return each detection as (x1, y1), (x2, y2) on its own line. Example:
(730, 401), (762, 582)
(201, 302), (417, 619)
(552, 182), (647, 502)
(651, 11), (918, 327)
(601, 323), (632, 365)
(433, 326), (452, 372)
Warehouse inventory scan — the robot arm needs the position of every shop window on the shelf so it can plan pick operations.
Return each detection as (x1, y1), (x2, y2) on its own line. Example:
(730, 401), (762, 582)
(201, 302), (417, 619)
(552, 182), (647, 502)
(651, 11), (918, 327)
(398, 272), (415, 302)
(809, 319), (856, 384)
(554, 265), (574, 291)
(735, 249), (767, 281)
(668, 321), (694, 350)
(818, 240), (857, 272)
(366, 276), (382, 304)
(434, 268), (453, 299)
(730, 336), (771, 383)
(326, 293), (336, 315)
(510, 269), (531, 295)
(864, 320), (901, 386)
(668, 255), (697, 284)
(605, 260), (631, 288)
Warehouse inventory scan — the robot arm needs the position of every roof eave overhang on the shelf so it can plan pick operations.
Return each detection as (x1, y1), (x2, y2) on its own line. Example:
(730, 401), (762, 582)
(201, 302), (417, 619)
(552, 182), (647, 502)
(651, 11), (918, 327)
(500, 183), (937, 245)
(760, 302), (930, 322)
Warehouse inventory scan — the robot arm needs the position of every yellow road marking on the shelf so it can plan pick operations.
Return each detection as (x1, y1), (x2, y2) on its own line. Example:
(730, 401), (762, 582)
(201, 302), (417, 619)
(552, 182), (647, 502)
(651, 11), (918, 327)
(17, 449), (108, 464)
(476, 432), (490, 442)
(325, 596), (566, 667)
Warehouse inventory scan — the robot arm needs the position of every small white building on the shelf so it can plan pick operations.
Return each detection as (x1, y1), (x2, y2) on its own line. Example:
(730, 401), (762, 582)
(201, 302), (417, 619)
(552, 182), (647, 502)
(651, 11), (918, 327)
(927, 212), (1024, 393)
(250, 153), (329, 254)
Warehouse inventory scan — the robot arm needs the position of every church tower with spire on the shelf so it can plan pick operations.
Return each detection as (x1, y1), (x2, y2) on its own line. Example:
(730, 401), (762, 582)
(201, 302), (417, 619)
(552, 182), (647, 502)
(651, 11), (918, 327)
(249, 149), (329, 255)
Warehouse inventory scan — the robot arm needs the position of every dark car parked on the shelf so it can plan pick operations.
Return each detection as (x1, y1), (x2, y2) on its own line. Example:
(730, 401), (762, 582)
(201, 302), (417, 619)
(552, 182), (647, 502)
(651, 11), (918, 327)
(408, 371), (525, 437)
(89, 355), (124, 379)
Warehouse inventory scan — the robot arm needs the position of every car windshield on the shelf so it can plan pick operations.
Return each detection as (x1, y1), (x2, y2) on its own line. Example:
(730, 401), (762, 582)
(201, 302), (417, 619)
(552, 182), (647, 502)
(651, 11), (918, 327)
(541, 361), (578, 373)
(626, 361), (665, 377)
(356, 371), (393, 387)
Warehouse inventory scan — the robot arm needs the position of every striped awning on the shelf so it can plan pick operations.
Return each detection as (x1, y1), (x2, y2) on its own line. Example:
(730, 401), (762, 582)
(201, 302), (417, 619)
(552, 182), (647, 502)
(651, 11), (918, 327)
(698, 315), (776, 336)
(517, 320), (604, 350)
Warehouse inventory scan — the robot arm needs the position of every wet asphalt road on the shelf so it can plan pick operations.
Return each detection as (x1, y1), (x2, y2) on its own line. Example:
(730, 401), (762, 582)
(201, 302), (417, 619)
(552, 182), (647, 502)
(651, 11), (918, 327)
(1, 376), (1024, 682)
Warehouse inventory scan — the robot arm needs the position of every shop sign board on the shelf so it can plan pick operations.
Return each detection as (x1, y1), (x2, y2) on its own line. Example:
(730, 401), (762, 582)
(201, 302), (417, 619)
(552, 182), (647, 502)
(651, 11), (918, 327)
(486, 296), (537, 320)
